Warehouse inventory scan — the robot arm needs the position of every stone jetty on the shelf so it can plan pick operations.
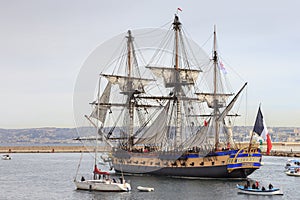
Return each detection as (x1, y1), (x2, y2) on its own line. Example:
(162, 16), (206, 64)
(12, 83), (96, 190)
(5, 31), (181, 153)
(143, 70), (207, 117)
(0, 145), (111, 153)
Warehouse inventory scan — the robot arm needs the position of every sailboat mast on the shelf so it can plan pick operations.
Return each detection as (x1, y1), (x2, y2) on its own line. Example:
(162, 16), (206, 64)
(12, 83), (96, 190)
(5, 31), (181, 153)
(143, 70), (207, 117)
(94, 78), (101, 180)
(173, 15), (182, 148)
(213, 25), (220, 150)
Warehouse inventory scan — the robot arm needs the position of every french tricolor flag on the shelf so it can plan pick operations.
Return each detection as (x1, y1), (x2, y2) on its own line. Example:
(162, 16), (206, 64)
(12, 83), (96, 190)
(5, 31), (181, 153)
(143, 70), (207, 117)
(253, 106), (272, 155)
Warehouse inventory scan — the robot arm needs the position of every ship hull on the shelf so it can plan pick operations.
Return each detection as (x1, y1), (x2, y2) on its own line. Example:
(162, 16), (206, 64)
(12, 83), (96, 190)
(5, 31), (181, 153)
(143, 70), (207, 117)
(112, 147), (262, 179)
(114, 163), (255, 179)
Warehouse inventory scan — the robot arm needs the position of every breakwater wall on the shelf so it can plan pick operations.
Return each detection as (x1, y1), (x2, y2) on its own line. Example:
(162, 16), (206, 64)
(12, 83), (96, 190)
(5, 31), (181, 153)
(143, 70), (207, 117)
(262, 142), (300, 157)
(1, 142), (300, 157)
(247, 142), (300, 157)
(0, 145), (111, 153)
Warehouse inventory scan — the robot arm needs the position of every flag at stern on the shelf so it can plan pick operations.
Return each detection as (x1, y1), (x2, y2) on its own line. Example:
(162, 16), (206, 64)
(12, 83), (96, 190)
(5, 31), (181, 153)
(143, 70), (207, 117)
(253, 106), (272, 155)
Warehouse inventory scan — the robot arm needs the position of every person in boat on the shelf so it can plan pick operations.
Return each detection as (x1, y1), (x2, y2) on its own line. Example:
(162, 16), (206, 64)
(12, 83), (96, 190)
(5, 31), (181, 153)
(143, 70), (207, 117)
(262, 186), (266, 191)
(244, 180), (250, 189)
(81, 176), (85, 181)
(255, 181), (259, 189)
(268, 183), (273, 190)
(246, 180), (250, 188)
(252, 183), (256, 189)
(104, 174), (109, 181)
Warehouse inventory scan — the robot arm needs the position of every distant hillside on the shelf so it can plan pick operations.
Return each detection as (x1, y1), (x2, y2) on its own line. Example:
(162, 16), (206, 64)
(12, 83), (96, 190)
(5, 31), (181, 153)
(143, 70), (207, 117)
(0, 127), (94, 145)
(0, 126), (299, 145)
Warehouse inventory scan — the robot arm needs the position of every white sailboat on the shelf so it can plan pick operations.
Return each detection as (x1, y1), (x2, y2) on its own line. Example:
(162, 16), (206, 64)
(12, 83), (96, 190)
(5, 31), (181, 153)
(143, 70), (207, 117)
(74, 165), (131, 192)
(74, 79), (131, 192)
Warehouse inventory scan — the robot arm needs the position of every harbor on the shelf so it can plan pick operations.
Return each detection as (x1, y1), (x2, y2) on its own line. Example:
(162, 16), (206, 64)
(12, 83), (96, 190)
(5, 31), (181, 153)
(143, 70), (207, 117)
(0, 153), (298, 199)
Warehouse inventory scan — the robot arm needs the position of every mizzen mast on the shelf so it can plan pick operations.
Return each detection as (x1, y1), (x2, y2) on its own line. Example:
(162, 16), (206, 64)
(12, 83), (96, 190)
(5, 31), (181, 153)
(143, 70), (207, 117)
(212, 25), (220, 150)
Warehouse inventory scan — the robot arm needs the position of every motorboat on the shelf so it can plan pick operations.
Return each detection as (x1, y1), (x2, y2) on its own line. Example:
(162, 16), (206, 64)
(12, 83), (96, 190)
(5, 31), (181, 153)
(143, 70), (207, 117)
(285, 159), (300, 171)
(2, 154), (11, 160)
(236, 184), (283, 196)
(285, 168), (300, 177)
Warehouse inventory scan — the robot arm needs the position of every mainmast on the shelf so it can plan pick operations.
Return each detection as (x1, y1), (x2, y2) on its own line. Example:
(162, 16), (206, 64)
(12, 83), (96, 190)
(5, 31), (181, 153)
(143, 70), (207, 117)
(173, 15), (181, 71)
(173, 15), (182, 148)
(126, 30), (135, 150)
(127, 30), (133, 78)
(213, 26), (220, 150)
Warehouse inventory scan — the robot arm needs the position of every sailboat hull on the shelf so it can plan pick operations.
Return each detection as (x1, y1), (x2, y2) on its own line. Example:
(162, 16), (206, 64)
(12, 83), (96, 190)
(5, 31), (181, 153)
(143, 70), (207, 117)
(74, 180), (131, 192)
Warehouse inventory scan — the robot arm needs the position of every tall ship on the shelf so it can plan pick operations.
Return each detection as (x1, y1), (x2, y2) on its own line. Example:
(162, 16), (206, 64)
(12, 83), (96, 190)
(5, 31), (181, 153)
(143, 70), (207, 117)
(83, 15), (262, 179)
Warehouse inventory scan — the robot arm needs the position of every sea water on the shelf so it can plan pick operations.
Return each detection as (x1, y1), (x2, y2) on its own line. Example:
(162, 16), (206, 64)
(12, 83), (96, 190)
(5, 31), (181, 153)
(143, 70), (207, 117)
(0, 153), (295, 199)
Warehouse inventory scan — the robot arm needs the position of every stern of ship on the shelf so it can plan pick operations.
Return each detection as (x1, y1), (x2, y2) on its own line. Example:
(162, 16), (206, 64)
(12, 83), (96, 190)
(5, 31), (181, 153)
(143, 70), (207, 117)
(227, 146), (262, 177)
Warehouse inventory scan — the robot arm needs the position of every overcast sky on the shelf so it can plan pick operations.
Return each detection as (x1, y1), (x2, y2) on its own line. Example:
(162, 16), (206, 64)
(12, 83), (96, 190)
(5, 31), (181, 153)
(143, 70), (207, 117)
(1, 0), (299, 128)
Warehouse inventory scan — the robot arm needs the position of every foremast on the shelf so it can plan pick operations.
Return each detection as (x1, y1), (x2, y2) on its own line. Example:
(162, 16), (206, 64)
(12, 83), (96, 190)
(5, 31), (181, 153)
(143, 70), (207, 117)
(86, 30), (155, 150)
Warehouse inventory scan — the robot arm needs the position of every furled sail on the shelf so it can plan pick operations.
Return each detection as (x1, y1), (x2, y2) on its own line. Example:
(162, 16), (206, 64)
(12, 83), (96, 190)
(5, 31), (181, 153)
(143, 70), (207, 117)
(101, 74), (154, 93)
(223, 121), (235, 148)
(196, 93), (233, 108)
(147, 66), (201, 88)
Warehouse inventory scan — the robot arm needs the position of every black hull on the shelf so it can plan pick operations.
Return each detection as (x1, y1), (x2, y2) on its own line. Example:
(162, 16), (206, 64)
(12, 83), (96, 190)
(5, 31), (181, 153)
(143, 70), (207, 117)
(114, 164), (256, 179)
